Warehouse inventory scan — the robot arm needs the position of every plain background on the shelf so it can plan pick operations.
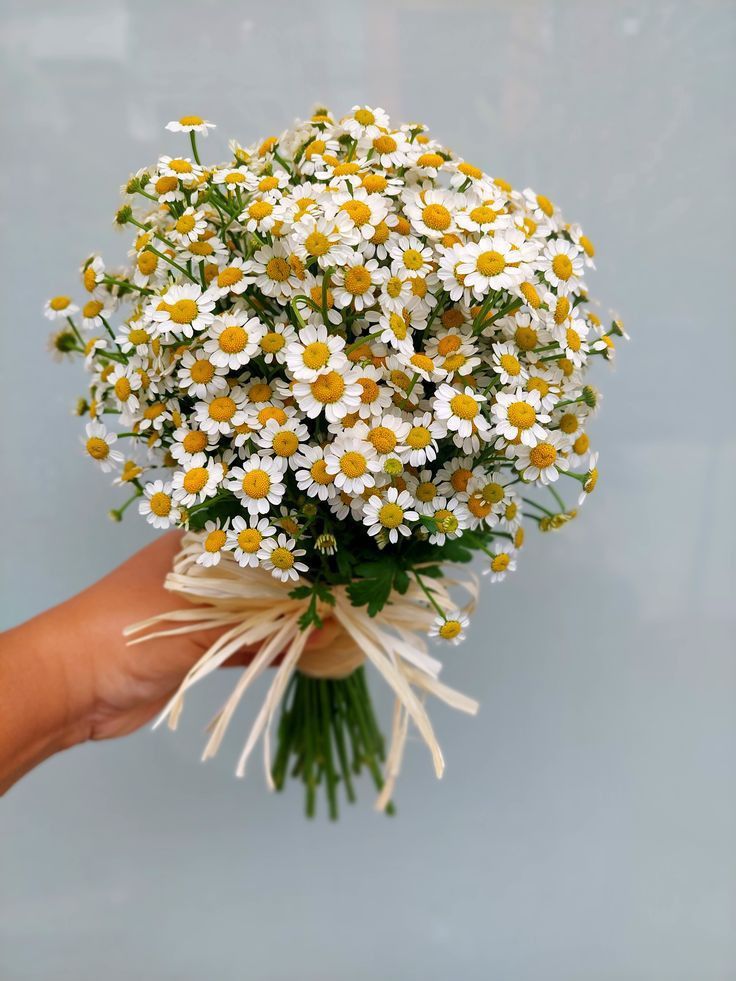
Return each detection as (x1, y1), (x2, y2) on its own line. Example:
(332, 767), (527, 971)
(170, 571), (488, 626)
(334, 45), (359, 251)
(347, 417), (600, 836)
(1, 1), (734, 978)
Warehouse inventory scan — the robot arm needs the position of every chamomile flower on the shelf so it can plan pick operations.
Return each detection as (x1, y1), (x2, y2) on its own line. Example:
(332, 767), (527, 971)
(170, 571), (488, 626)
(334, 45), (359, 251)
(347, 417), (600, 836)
(293, 367), (363, 423)
(539, 239), (585, 293)
(196, 520), (229, 567)
(363, 487), (418, 543)
(429, 611), (470, 645)
(293, 444), (337, 501)
(285, 323), (347, 382)
(194, 387), (249, 436)
(226, 516), (276, 567)
(245, 243), (300, 302)
(45, 295), (79, 320)
(225, 454), (286, 515)
(324, 435), (381, 495)
(149, 284), (217, 339)
(331, 255), (385, 311)
(170, 425), (216, 464)
(210, 257), (249, 298)
(255, 416), (309, 467)
(165, 115), (216, 135)
(83, 421), (123, 472)
(260, 533), (308, 582)
(491, 388), (550, 446)
(257, 319), (295, 365)
(404, 187), (458, 240)
(108, 364), (142, 413)
(403, 411), (445, 466)
(171, 454), (223, 506)
(577, 452), (599, 506)
(138, 480), (181, 529)
(513, 430), (570, 484)
(433, 384), (490, 440)
(424, 497), (470, 545)
(203, 312), (265, 370)
(171, 207), (207, 244)
(484, 541), (517, 582)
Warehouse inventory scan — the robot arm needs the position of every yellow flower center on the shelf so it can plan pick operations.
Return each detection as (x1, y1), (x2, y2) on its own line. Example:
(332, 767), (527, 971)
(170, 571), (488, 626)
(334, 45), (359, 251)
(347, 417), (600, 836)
(189, 241), (214, 256)
(459, 161), (482, 179)
(273, 431), (299, 456)
(476, 250), (505, 277)
(302, 341), (331, 369)
(218, 326), (247, 354)
(411, 353), (434, 374)
(450, 394), (478, 420)
(559, 413), (578, 434)
(368, 427), (397, 455)
(359, 378), (380, 403)
(515, 326), (537, 351)
(137, 252), (158, 275)
(183, 467), (208, 494)
(208, 396), (236, 421)
(417, 152), (444, 168)
(259, 176), (279, 191)
(468, 495), (492, 518)
(83, 300), (103, 319)
(527, 376), (550, 397)
(407, 426), (431, 449)
(248, 200), (274, 220)
(434, 509), (458, 533)
(340, 200), (372, 227)
(238, 528), (263, 553)
(310, 459), (333, 484)
(491, 554), (510, 573)
(416, 481), (437, 503)
(344, 266), (372, 295)
(379, 502), (404, 528)
(169, 158), (192, 173)
(520, 282), (541, 308)
(128, 328), (149, 345)
(507, 402), (536, 429)
(354, 109), (375, 125)
(186, 360), (213, 386)
(554, 296), (571, 324)
(258, 406), (287, 426)
(482, 481), (504, 504)
(339, 452), (367, 478)
(451, 468), (472, 493)
(218, 266), (244, 287)
(50, 295), (71, 311)
(373, 134), (397, 154)
(362, 173), (386, 193)
(506, 502), (518, 521)
(579, 235), (595, 257)
(385, 275), (404, 299)
(261, 331), (285, 354)
(85, 436), (109, 460)
(529, 443), (557, 469)
(536, 194), (554, 217)
(401, 248), (423, 271)
(149, 492), (171, 516)
(168, 299), (198, 324)
(267, 544), (295, 571)
(469, 205), (496, 225)
(83, 267), (97, 292)
(585, 468), (599, 493)
(552, 254), (573, 281)
(242, 469), (271, 498)
(309, 370), (344, 404)
(566, 327), (581, 351)
(389, 312), (407, 339)
(439, 620), (462, 640)
(179, 115), (204, 126)
(176, 214), (196, 234)
(155, 176), (178, 194)
(205, 529), (227, 553)
(437, 334), (461, 356)
(422, 203), (451, 231)
(114, 377), (132, 401)
(183, 431), (207, 454)
(265, 257), (290, 282)
(304, 231), (331, 257)
(499, 353), (521, 376)
(573, 433), (589, 455)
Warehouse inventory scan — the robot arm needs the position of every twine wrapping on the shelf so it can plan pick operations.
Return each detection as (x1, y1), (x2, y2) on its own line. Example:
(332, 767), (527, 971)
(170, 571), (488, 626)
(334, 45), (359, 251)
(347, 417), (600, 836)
(124, 532), (479, 810)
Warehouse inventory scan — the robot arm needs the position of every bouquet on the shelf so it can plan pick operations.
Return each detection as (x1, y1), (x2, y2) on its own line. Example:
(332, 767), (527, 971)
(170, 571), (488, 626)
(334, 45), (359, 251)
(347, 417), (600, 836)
(46, 106), (624, 817)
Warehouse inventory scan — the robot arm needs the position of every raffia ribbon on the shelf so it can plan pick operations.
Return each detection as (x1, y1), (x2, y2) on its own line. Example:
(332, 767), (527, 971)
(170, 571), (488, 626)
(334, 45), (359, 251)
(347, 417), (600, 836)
(124, 532), (479, 810)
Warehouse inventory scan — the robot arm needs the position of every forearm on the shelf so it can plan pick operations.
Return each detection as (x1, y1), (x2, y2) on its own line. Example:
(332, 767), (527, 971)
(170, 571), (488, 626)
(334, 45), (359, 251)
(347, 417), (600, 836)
(0, 604), (92, 794)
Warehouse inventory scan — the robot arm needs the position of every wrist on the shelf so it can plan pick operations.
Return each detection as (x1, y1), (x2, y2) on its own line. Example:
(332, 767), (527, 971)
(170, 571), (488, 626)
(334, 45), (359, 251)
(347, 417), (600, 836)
(0, 604), (93, 793)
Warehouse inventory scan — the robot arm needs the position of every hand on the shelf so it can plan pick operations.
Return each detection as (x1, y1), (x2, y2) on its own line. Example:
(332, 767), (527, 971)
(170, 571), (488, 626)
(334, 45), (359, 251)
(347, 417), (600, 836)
(0, 532), (282, 792)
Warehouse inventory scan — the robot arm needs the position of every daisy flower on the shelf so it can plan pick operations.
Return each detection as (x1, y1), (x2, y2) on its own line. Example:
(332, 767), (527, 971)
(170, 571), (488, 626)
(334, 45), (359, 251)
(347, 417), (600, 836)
(404, 187), (458, 240)
(433, 384), (490, 440)
(203, 312), (265, 370)
(225, 454), (286, 515)
(293, 444), (337, 501)
(245, 243), (300, 302)
(353, 364), (394, 420)
(45, 295), (79, 321)
(171, 454), (223, 507)
(363, 487), (418, 543)
(491, 341), (528, 386)
(387, 236), (434, 278)
(285, 323), (347, 382)
(292, 367), (363, 423)
(326, 188), (388, 242)
(577, 452), (600, 506)
(83, 421), (123, 472)
(429, 611), (470, 646)
(165, 115), (216, 135)
(257, 319), (295, 365)
(210, 257), (249, 299)
(149, 284), (217, 339)
(81, 256), (105, 293)
(138, 480), (181, 529)
(226, 516), (277, 568)
(403, 411), (445, 467)
(291, 213), (357, 268)
(455, 234), (529, 296)
(196, 520), (229, 567)
(340, 105), (391, 141)
(324, 435), (381, 495)
(177, 349), (229, 400)
(513, 430), (570, 484)
(436, 456), (475, 500)
(170, 425), (216, 464)
(484, 541), (517, 582)
(424, 497), (470, 545)
(171, 207), (207, 244)
(260, 533), (308, 583)
(331, 255), (386, 311)
(491, 388), (550, 447)
(539, 239), (585, 293)
(255, 416), (310, 467)
(108, 364), (142, 414)
(194, 387), (249, 437)
(116, 320), (152, 356)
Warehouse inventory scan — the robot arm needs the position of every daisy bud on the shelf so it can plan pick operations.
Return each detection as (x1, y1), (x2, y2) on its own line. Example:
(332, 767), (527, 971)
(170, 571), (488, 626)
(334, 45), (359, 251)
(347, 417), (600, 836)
(115, 205), (133, 226)
(582, 385), (598, 408)
(315, 533), (337, 556)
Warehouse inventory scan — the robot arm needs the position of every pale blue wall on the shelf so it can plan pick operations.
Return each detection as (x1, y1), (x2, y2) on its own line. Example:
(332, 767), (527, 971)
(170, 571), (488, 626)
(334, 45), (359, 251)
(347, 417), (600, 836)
(1, 1), (734, 978)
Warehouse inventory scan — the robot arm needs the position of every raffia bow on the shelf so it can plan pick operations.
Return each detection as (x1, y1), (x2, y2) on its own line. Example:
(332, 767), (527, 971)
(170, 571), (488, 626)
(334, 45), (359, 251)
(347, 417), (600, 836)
(125, 532), (479, 810)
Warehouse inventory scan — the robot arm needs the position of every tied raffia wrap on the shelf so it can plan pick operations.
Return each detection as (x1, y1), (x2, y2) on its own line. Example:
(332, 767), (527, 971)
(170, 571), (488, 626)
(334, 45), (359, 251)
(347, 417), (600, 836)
(125, 532), (479, 810)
